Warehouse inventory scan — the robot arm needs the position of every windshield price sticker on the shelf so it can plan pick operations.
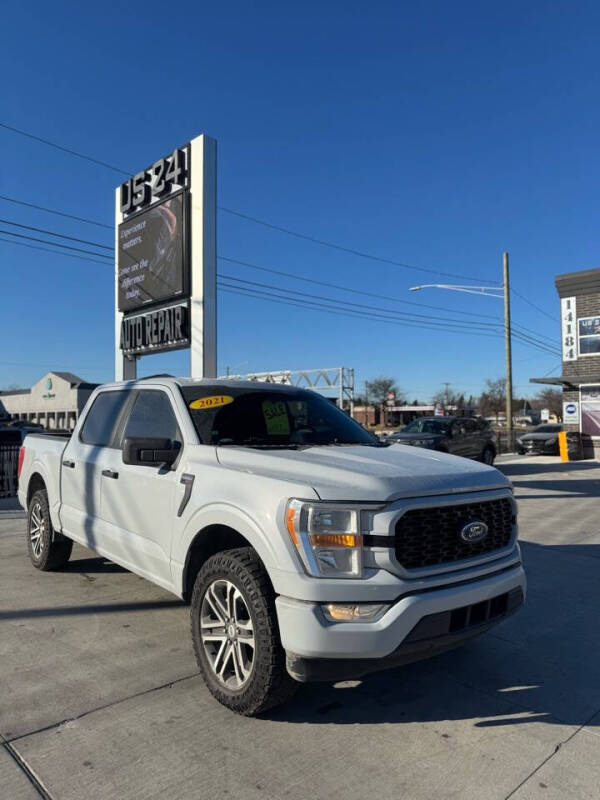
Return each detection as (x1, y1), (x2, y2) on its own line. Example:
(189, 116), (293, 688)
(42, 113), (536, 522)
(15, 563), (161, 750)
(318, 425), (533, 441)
(189, 395), (234, 411)
(262, 400), (290, 435)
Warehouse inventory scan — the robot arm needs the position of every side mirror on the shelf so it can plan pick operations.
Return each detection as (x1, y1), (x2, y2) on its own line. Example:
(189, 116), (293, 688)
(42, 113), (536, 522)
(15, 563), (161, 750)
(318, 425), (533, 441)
(122, 437), (179, 468)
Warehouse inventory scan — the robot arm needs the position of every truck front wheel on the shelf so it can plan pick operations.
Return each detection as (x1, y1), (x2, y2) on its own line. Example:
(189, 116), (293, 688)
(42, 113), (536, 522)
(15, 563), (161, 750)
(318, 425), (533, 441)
(190, 547), (297, 715)
(27, 489), (73, 571)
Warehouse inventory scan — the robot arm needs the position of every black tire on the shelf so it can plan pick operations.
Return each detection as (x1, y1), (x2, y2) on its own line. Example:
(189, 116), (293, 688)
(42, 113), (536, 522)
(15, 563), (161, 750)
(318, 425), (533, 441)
(190, 547), (297, 716)
(481, 445), (496, 465)
(27, 488), (73, 571)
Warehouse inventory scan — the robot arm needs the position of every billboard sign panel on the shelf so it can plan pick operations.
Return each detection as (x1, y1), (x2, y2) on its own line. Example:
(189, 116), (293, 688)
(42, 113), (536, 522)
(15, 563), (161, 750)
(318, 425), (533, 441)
(118, 192), (188, 312)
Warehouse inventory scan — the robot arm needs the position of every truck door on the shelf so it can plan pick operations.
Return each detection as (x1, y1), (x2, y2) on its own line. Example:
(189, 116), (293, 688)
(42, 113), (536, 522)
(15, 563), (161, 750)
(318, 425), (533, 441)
(60, 389), (131, 550)
(97, 388), (182, 587)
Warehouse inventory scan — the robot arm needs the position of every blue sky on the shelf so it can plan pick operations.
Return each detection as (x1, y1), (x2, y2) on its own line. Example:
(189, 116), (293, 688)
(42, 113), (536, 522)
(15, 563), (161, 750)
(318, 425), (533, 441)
(1, 0), (599, 401)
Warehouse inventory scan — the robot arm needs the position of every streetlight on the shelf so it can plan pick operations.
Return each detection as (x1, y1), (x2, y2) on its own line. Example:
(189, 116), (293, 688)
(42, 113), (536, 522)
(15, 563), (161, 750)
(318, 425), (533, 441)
(409, 253), (513, 437)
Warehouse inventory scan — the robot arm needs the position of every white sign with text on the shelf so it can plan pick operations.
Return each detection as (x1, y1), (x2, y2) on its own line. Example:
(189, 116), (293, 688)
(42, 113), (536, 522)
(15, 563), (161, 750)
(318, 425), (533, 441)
(560, 296), (577, 362)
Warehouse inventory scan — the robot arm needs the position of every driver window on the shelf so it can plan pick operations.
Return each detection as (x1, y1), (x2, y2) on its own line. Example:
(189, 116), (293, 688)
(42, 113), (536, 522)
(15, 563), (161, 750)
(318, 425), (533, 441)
(122, 390), (181, 444)
(452, 421), (466, 436)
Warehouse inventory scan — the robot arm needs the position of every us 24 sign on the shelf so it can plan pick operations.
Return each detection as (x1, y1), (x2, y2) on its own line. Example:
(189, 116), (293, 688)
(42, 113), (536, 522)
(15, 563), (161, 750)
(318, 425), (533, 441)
(120, 147), (189, 217)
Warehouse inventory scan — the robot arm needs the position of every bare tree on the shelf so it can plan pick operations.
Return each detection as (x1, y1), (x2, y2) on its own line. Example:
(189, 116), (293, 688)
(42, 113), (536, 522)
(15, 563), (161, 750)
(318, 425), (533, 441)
(431, 386), (465, 408)
(478, 378), (506, 422)
(364, 377), (402, 407)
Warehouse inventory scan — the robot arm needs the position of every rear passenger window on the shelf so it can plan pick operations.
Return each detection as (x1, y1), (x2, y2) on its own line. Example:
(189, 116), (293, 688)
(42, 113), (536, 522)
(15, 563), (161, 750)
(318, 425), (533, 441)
(80, 391), (129, 447)
(123, 391), (181, 443)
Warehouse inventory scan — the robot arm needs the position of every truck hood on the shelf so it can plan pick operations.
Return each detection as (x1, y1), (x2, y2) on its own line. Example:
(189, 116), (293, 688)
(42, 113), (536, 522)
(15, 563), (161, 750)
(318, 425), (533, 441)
(216, 444), (510, 502)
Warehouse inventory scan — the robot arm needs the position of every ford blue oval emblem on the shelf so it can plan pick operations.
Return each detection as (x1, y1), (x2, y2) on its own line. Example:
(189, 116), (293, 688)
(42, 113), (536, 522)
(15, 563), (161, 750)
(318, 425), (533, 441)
(460, 520), (489, 543)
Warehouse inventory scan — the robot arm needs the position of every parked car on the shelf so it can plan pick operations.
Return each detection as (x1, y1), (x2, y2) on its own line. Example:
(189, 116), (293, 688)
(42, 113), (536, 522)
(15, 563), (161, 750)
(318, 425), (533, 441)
(18, 378), (524, 715)
(388, 416), (497, 464)
(517, 424), (563, 455)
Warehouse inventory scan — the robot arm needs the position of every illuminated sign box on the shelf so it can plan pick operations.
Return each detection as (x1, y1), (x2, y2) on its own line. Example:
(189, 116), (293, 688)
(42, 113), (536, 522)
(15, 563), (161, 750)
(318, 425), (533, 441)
(118, 192), (188, 313)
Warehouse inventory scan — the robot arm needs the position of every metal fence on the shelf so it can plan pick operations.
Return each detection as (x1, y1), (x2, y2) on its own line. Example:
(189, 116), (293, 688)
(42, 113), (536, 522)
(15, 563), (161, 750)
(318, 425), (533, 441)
(0, 443), (20, 497)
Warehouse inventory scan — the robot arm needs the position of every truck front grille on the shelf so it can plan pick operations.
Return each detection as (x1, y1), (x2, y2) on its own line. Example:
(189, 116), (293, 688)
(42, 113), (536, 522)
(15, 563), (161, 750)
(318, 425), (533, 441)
(394, 497), (514, 569)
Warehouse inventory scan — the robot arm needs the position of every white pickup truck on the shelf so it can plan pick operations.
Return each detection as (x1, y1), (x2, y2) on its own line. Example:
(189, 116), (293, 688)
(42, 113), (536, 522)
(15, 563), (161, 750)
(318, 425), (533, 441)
(18, 377), (525, 715)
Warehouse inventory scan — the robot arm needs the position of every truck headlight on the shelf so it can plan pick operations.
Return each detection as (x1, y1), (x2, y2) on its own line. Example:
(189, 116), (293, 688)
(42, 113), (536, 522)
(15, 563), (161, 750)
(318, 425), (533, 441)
(285, 500), (365, 578)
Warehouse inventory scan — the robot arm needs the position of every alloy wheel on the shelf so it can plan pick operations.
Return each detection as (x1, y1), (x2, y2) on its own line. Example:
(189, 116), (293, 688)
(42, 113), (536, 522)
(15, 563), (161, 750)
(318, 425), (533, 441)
(29, 501), (45, 558)
(200, 579), (255, 689)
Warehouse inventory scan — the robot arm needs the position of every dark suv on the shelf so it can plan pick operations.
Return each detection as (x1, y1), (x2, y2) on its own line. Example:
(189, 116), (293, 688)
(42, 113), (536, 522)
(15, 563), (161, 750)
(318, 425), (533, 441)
(388, 416), (497, 464)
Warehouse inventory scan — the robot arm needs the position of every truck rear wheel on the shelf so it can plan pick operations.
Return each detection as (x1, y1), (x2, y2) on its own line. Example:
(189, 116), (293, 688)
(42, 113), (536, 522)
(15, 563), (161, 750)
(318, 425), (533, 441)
(190, 547), (297, 716)
(27, 489), (73, 571)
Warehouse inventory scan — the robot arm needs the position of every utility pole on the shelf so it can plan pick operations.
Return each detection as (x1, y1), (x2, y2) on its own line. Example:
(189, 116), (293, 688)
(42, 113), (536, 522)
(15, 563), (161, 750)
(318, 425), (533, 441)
(443, 382), (451, 408)
(503, 252), (513, 437)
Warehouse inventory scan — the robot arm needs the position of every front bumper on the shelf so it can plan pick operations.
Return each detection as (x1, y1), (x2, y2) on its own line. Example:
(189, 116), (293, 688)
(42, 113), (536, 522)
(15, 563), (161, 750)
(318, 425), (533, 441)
(519, 440), (558, 454)
(276, 563), (525, 681)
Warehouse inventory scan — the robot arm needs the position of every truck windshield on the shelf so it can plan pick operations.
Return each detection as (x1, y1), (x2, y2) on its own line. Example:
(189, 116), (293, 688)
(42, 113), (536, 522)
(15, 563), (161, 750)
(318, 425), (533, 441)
(181, 387), (380, 448)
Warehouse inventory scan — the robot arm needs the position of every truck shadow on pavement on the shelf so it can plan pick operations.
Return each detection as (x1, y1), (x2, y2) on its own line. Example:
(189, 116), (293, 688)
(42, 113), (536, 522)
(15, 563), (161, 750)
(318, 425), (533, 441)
(265, 538), (600, 729)
(63, 556), (129, 574)
(497, 459), (600, 498)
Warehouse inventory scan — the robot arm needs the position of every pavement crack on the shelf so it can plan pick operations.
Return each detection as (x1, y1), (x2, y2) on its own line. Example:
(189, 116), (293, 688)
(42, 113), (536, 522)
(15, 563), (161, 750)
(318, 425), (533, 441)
(503, 706), (600, 799)
(3, 740), (53, 799)
(6, 672), (200, 745)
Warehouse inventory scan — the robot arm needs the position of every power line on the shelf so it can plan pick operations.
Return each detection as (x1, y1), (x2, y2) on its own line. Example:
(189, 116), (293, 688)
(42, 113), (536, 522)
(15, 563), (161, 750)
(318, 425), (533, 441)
(219, 206), (498, 285)
(0, 194), (112, 229)
(218, 256), (564, 352)
(0, 236), (115, 267)
(218, 283), (504, 338)
(0, 218), (112, 250)
(219, 274), (502, 331)
(218, 255), (503, 321)
(0, 229), (113, 260)
(511, 287), (559, 323)
(0, 121), (496, 285)
(0, 229), (560, 351)
(219, 281), (561, 358)
(0, 191), (559, 347)
(0, 234), (560, 359)
(0, 219), (560, 352)
(0, 122), (130, 175)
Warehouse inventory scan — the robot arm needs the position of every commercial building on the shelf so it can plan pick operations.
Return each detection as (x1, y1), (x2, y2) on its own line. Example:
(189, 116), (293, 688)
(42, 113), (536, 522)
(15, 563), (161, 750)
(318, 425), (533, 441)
(531, 267), (600, 459)
(353, 404), (476, 428)
(0, 372), (98, 431)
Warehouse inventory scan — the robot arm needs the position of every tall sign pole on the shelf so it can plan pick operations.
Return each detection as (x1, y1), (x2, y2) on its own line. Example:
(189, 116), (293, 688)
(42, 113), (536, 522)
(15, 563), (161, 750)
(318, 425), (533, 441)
(190, 135), (217, 379)
(503, 252), (513, 435)
(114, 134), (217, 381)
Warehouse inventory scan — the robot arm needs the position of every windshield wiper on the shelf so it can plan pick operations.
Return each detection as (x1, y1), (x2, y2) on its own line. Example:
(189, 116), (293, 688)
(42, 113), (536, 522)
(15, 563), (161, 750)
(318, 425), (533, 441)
(319, 439), (390, 448)
(216, 438), (302, 450)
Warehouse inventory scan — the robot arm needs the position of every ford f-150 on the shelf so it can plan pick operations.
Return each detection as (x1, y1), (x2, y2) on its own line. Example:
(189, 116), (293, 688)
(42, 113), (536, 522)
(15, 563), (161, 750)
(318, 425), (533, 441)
(17, 377), (526, 715)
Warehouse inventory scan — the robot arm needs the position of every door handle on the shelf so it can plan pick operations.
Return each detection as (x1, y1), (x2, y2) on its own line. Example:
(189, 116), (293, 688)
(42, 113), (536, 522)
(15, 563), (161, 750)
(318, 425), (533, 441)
(102, 469), (119, 479)
(62, 460), (75, 469)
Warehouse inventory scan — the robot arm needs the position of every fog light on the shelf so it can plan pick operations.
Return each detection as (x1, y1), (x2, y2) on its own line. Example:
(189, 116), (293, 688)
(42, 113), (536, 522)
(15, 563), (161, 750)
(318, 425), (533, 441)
(322, 603), (388, 622)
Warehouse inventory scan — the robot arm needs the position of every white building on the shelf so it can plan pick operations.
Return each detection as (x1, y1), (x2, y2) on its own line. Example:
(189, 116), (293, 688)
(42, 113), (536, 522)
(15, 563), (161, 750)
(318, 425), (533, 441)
(0, 372), (98, 431)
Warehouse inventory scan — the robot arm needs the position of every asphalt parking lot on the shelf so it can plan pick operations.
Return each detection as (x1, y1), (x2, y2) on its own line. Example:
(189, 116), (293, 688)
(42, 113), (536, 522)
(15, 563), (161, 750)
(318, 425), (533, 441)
(1, 455), (600, 800)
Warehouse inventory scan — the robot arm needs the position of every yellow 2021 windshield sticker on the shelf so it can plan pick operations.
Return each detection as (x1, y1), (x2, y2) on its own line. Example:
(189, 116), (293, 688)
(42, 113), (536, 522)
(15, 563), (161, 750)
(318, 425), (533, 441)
(189, 395), (234, 411)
